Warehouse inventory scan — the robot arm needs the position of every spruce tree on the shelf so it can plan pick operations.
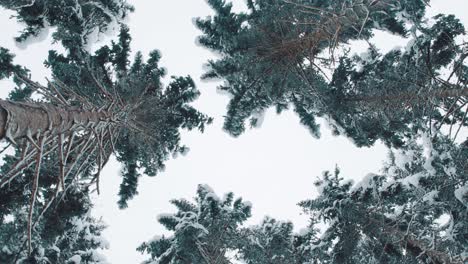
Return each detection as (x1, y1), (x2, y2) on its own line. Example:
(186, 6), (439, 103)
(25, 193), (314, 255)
(137, 184), (252, 264)
(0, 24), (211, 205)
(139, 141), (467, 263)
(0, 83), (110, 263)
(328, 14), (468, 147)
(298, 134), (467, 263)
(0, 0), (133, 56)
(138, 185), (317, 264)
(197, 0), (466, 147)
(0, 8), (211, 259)
(0, 184), (108, 263)
(236, 217), (298, 264)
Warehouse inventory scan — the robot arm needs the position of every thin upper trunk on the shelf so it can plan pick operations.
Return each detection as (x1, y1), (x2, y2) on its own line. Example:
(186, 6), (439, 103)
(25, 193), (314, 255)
(347, 88), (468, 104)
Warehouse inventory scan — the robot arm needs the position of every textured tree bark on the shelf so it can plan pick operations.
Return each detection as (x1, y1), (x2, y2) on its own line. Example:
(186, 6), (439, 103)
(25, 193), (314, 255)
(0, 99), (110, 141)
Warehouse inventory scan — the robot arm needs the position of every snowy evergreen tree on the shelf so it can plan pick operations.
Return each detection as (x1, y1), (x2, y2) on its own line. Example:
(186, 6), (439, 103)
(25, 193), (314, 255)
(328, 14), (468, 147)
(196, 2), (467, 261)
(0, 62), (111, 263)
(138, 186), (318, 264)
(0, 183), (108, 264)
(236, 217), (299, 264)
(137, 185), (252, 264)
(197, 0), (466, 147)
(1, 2), (466, 263)
(0, 24), (211, 209)
(0, 8), (210, 260)
(298, 134), (467, 263)
(0, 0), (133, 56)
(139, 137), (466, 264)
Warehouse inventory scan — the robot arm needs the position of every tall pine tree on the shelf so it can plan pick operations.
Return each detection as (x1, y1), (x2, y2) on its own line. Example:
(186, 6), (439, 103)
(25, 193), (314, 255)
(236, 217), (299, 264)
(137, 185), (252, 264)
(138, 185), (316, 264)
(197, 0), (466, 147)
(298, 134), (467, 263)
(140, 134), (467, 264)
(0, 5), (211, 259)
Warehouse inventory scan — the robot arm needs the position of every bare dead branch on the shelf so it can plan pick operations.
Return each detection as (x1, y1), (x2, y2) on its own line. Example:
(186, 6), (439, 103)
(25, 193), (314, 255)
(27, 132), (45, 254)
(453, 105), (467, 142)
(57, 133), (65, 190)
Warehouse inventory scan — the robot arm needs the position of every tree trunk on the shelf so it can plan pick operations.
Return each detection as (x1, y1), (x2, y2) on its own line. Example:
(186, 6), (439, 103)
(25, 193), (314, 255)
(0, 99), (110, 141)
(347, 88), (468, 104)
(362, 214), (462, 264)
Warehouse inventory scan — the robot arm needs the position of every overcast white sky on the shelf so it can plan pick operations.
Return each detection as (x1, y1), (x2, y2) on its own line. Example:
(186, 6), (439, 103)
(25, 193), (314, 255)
(0, 0), (467, 263)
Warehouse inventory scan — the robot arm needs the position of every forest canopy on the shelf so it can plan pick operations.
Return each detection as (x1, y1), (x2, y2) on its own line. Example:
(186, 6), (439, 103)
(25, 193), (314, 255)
(0, 0), (466, 263)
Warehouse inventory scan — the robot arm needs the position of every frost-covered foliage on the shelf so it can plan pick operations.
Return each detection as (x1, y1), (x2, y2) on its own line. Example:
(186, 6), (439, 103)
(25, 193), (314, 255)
(195, 3), (467, 262)
(0, 48), (32, 101)
(137, 185), (252, 264)
(0, 3), (211, 262)
(0, 25), (212, 209)
(197, 0), (466, 147)
(0, 0), (133, 55)
(68, 26), (212, 208)
(329, 14), (468, 147)
(0, 3), (124, 261)
(135, 187), (310, 264)
(139, 141), (466, 264)
(236, 217), (299, 264)
(138, 185), (311, 264)
(298, 133), (467, 263)
(0, 185), (108, 264)
(91, 26), (212, 208)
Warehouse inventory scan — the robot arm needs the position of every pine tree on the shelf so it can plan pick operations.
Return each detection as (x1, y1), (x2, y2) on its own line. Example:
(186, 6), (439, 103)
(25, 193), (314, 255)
(0, 24), (211, 202)
(138, 185), (318, 264)
(0, 91), (110, 263)
(327, 14), (468, 147)
(298, 134), (467, 263)
(139, 144), (466, 264)
(236, 217), (298, 264)
(0, 0), (134, 56)
(196, 0), (466, 147)
(0, 55), (106, 264)
(0, 25), (211, 259)
(137, 184), (252, 264)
